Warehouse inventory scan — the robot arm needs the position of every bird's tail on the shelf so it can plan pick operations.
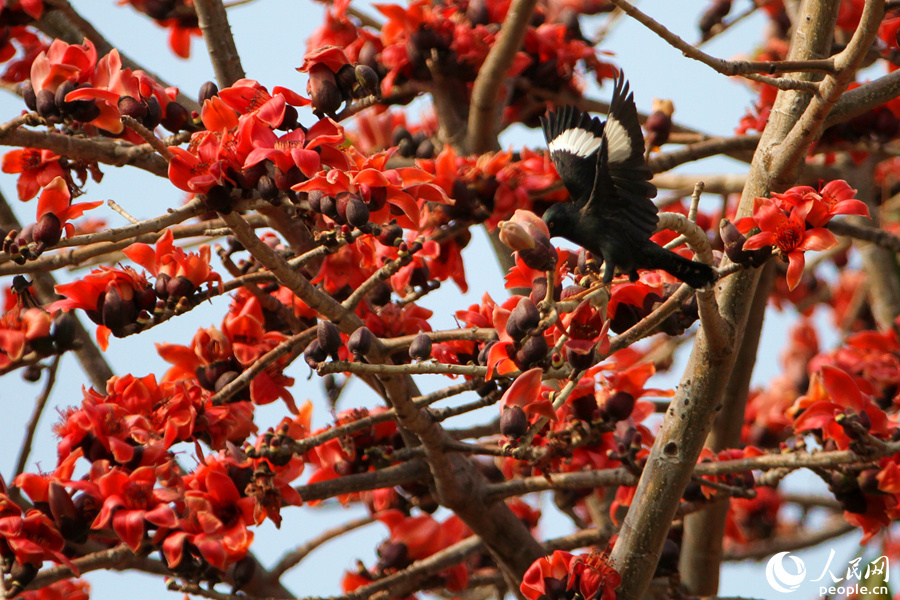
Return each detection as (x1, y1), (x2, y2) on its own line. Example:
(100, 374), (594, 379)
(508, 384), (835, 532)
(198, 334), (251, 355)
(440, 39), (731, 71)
(644, 243), (716, 288)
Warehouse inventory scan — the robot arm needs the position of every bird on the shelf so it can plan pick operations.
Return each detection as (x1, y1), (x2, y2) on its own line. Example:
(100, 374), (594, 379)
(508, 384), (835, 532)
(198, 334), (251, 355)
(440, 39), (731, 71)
(540, 73), (715, 289)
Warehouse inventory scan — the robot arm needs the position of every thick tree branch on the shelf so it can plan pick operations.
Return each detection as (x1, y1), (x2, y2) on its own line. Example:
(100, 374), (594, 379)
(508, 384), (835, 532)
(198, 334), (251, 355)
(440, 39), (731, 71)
(194, 0), (246, 88)
(465, 0), (538, 154)
(608, 2), (848, 598)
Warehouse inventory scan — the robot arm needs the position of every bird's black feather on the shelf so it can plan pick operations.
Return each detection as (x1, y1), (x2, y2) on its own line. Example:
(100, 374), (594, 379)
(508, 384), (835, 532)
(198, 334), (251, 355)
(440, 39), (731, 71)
(540, 72), (715, 288)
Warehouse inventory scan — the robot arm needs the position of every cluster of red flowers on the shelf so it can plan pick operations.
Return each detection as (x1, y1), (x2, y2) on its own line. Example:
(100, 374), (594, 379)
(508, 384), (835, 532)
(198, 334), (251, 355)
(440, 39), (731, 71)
(735, 180), (868, 290)
(305, 0), (616, 124)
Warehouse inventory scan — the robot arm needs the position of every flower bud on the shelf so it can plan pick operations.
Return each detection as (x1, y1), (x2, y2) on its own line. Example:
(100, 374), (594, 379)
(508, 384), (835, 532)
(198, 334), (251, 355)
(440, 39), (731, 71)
(318, 321), (342, 360)
(309, 64), (342, 115)
(334, 64), (358, 99)
(22, 79), (36, 111)
(304, 339), (327, 368)
(415, 138), (435, 159)
(719, 219), (751, 266)
(377, 222), (403, 246)
(699, 0), (732, 38)
(101, 286), (137, 331)
(506, 297), (540, 340)
(355, 64), (380, 96)
(202, 185), (233, 214)
(166, 275), (195, 299)
(118, 95), (148, 121)
(7, 562), (38, 597)
(367, 280), (392, 306)
(54, 80), (76, 115)
(214, 371), (240, 392)
(645, 98), (674, 149)
(409, 333), (432, 361)
(162, 101), (189, 132)
(604, 391), (636, 422)
(376, 541), (410, 572)
(230, 556), (257, 594)
(155, 272), (172, 300)
(33, 212), (62, 247)
(565, 341), (595, 371)
(320, 194), (340, 220)
(143, 95), (162, 129)
(36, 88), (59, 119)
(348, 326), (374, 359)
(498, 221), (535, 252)
(198, 81), (219, 104)
(51, 312), (77, 351)
(515, 334), (548, 368)
(500, 405), (528, 440)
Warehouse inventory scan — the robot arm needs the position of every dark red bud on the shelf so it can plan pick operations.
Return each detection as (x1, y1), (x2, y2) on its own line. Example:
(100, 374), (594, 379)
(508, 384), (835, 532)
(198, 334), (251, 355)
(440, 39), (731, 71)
(506, 297), (540, 340)
(214, 371), (240, 392)
(366, 281), (392, 306)
(345, 197), (370, 228)
(335, 64), (358, 98)
(54, 80), (75, 114)
(355, 64), (380, 96)
(202, 185), (233, 214)
(101, 286), (136, 331)
(304, 339), (327, 368)
(230, 556), (257, 594)
(36, 88), (59, 119)
(22, 364), (41, 382)
(500, 405), (529, 440)
(377, 222), (403, 246)
(161, 101), (189, 132)
(515, 334), (548, 367)
(33, 212), (62, 247)
(348, 326), (374, 358)
(604, 391), (636, 422)
(155, 272), (172, 300)
(376, 541), (410, 572)
(257, 174), (278, 202)
(199, 81), (219, 104)
(118, 95), (148, 120)
(22, 79), (36, 111)
(51, 312), (77, 351)
(530, 277), (548, 305)
(143, 95), (162, 129)
(166, 275), (195, 299)
(719, 219), (751, 265)
(409, 333), (432, 361)
(477, 340), (497, 366)
(317, 320), (342, 358)
(135, 285), (157, 312)
(415, 138), (435, 159)
(565, 343), (595, 371)
(320, 195), (339, 220)
(8, 562), (38, 597)
(307, 190), (324, 212)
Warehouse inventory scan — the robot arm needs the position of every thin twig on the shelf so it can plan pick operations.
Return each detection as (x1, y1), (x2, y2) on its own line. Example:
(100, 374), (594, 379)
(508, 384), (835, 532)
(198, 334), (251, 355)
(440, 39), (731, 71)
(13, 354), (61, 478)
(271, 515), (376, 577)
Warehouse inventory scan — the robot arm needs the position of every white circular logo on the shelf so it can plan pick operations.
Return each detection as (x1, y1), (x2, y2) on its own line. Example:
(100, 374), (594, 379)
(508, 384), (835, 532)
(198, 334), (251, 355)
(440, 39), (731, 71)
(766, 551), (807, 593)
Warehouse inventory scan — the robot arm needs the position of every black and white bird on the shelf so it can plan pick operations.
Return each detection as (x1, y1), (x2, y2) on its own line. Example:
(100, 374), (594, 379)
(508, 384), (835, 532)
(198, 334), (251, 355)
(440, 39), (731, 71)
(540, 74), (715, 289)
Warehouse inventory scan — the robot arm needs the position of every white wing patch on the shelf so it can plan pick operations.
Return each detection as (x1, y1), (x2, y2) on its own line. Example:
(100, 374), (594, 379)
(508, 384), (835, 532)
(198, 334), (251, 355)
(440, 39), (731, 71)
(604, 116), (634, 164)
(548, 127), (603, 158)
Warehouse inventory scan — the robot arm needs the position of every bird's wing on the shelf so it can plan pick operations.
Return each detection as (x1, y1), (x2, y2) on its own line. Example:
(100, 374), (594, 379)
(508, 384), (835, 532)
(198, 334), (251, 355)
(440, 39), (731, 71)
(541, 75), (659, 239)
(588, 74), (658, 239)
(541, 104), (605, 208)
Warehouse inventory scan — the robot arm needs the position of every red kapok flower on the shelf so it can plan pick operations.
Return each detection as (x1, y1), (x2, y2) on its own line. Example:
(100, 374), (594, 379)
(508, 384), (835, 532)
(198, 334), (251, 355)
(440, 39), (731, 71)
(740, 198), (837, 291)
(1, 148), (65, 201)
